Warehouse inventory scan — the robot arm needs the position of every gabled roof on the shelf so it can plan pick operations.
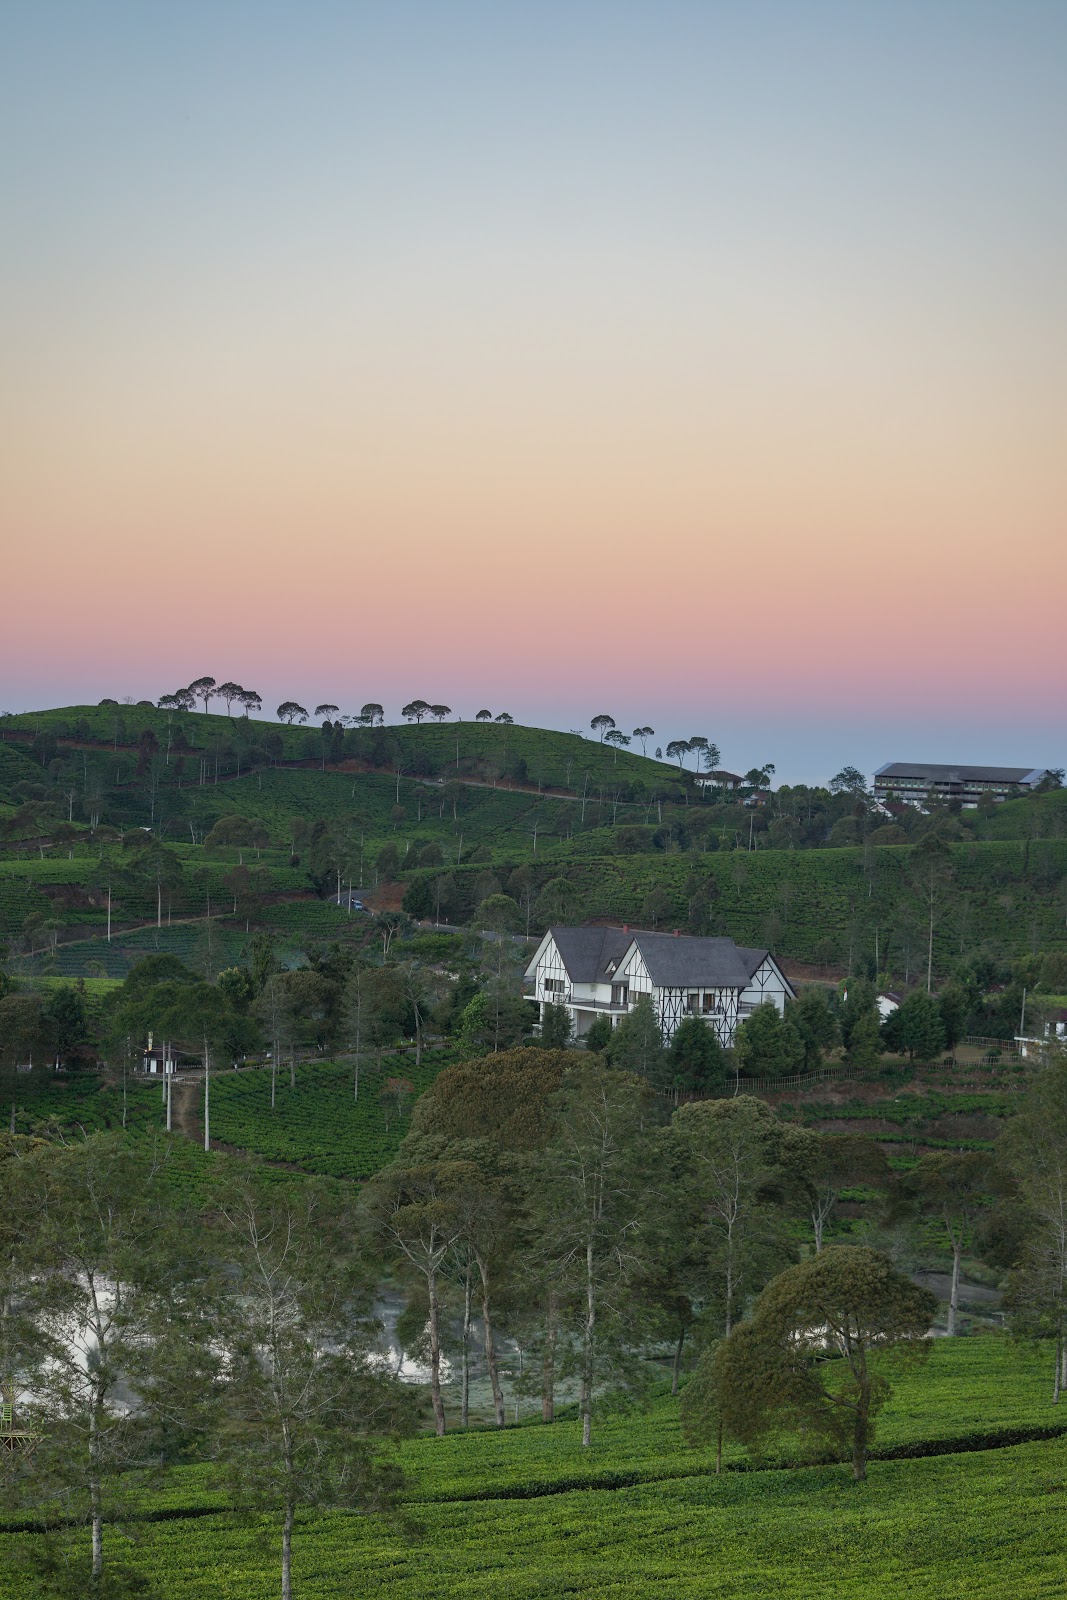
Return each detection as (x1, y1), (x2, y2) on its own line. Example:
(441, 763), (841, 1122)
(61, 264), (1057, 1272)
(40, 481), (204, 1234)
(547, 926), (634, 983)
(626, 932), (758, 989)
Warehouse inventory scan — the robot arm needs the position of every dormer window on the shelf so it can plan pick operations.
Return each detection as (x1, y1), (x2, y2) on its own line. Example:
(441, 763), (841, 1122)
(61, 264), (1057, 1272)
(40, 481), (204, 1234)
(605, 961), (617, 975)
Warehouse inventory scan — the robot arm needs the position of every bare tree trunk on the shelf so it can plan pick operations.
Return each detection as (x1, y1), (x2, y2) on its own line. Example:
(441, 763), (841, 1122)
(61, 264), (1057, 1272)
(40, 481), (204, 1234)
(203, 1035), (210, 1152)
(478, 1258), (505, 1428)
(281, 1493), (294, 1600)
(541, 1288), (557, 1423)
(461, 1264), (473, 1428)
(89, 1395), (103, 1581)
(1054, 1339), (1063, 1404)
(852, 1383), (871, 1481)
(947, 1235), (962, 1336)
(812, 1208), (824, 1254)
(428, 1265), (446, 1436)
(671, 1329), (686, 1396)
(581, 1240), (595, 1447)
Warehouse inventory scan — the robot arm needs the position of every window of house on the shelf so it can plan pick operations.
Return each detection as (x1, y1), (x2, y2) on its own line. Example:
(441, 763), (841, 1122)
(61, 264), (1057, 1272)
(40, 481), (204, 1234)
(611, 983), (628, 1006)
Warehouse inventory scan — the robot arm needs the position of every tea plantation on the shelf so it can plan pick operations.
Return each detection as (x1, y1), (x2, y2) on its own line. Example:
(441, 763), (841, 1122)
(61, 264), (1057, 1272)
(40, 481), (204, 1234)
(0, 1339), (1063, 1598)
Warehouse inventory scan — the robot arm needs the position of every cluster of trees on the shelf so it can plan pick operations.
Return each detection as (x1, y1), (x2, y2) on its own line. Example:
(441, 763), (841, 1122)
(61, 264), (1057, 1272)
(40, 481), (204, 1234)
(367, 1050), (1067, 1475)
(157, 678), (263, 716)
(0, 1140), (414, 1598)
(3, 1031), (1067, 1593)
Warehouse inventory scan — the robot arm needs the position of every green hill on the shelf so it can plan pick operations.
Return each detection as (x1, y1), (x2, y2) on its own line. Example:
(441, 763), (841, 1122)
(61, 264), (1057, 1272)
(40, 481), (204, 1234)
(2, 706), (1066, 985)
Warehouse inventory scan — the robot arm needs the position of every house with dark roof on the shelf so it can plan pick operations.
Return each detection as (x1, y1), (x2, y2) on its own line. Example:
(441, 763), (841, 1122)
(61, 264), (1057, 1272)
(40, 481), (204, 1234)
(524, 926), (795, 1046)
(873, 763), (1049, 809)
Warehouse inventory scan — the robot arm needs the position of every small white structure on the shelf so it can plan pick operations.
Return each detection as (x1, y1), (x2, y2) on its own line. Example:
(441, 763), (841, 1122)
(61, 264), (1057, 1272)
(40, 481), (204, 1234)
(142, 1034), (178, 1075)
(525, 926), (795, 1046)
(693, 770), (744, 792)
(1016, 1011), (1067, 1061)
(877, 992), (902, 1022)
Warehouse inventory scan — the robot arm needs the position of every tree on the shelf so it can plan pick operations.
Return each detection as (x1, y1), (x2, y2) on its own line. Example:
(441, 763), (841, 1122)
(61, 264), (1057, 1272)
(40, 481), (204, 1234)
(238, 688), (262, 716)
(11, 1137), (203, 1586)
(276, 701), (308, 724)
(666, 739), (691, 770)
(583, 1014), (614, 1053)
(790, 988), (840, 1071)
(475, 708), (492, 722)
(701, 740), (723, 775)
(606, 995), (665, 1084)
(539, 1001), (573, 1050)
(744, 763), (775, 790)
(402, 699), (431, 722)
(430, 704), (452, 721)
(689, 1247), (935, 1481)
(910, 833), (955, 992)
(314, 702), (339, 719)
(534, 877), (577, 925)
(838, 977), (878, 1053)
(494, 712), (514, 724)
(667, 1014), (728, 1096)
(997, 1059), (1067, 1396)
(779, 1128), (889, 1253)
(399, 1050), (572, 1423)
(641, 886), (672, 929)
(733, 1002), (805, 1080)
(214, 681), (243, 715)
(590, 714), (616, 742)
(526, 1062), (654, 1445)
(830, 766), (868, 795)
(900, 1151), (991, 1334)
(604, 729), (631, 762)
(187, 675), (217, 712)
(359, 702), (384, 726)
(363, 1161), (474, 1434)
(476, 892), (521, 933)
(669, 1096), (792, 1337)
(883, 989), (945, 1061)
(632, 726), (655, 755)
(211, 1175), (411, 1599)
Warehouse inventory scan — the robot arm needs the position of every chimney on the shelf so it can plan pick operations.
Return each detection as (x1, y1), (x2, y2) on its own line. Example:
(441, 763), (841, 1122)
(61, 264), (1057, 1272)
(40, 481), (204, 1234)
(622, 924), (628, 933)
(673, 928), (680, 937)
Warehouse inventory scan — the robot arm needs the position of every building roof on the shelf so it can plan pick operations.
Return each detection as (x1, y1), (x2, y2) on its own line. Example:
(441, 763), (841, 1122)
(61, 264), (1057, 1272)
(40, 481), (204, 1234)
(547, 926), (634, 983)
(874, 762), (1047, 786)
(693, 769), (743, 785)
(627, 932), (766, 989)
(542, 926), (794, 997)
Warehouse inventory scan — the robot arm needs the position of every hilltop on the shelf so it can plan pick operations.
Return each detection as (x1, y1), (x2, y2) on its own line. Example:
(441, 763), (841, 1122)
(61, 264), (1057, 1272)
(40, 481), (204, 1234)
(1, 704), (1065, 993)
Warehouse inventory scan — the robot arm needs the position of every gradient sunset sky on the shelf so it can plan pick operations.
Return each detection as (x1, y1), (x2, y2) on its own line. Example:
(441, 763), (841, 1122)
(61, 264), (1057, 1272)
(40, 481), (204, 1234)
(3, 2), (1064, 783)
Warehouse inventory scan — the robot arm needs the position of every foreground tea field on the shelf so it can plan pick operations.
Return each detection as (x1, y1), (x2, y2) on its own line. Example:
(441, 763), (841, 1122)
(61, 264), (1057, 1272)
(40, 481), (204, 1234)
(2, 1434), (1063, 1599)
(2, 1340), (1063, 1598)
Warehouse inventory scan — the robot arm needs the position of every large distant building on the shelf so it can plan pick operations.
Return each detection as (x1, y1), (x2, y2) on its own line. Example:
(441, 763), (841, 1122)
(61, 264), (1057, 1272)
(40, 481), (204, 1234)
(873, 762), (1050, 809)
(524, 926), (794, 1046)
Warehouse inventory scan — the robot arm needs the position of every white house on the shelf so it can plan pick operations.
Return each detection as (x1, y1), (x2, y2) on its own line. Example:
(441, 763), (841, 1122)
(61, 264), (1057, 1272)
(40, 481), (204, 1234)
(524, 926), (795, 1047)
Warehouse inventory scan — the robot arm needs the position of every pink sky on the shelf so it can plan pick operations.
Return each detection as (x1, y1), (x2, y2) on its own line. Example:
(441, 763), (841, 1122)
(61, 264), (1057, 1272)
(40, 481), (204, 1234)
(2, 4), (1065, 781)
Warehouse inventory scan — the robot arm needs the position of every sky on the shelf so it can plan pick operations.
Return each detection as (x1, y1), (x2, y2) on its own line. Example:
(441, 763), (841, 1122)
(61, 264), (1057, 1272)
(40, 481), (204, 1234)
(2, 1), (1064, 785)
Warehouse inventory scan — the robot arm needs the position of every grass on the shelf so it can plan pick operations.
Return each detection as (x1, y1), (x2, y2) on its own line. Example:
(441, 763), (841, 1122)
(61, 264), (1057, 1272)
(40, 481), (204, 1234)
(0, 1339), (1064, 1598)
(207, 1054), (458, 1178)
(5, 706), (1067, 979)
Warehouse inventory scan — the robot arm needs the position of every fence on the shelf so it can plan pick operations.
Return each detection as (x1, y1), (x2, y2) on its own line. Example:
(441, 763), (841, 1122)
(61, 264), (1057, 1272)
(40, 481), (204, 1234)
(737, 1063), (860, 1094)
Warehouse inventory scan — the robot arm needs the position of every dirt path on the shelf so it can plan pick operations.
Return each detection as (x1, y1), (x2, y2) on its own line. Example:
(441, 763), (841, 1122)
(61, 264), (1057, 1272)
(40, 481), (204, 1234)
(171, 1079), (202, 1144)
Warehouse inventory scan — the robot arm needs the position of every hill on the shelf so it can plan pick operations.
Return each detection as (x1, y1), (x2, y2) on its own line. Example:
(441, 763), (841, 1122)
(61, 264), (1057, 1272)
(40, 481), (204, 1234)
(2, 706), (1066, 988)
